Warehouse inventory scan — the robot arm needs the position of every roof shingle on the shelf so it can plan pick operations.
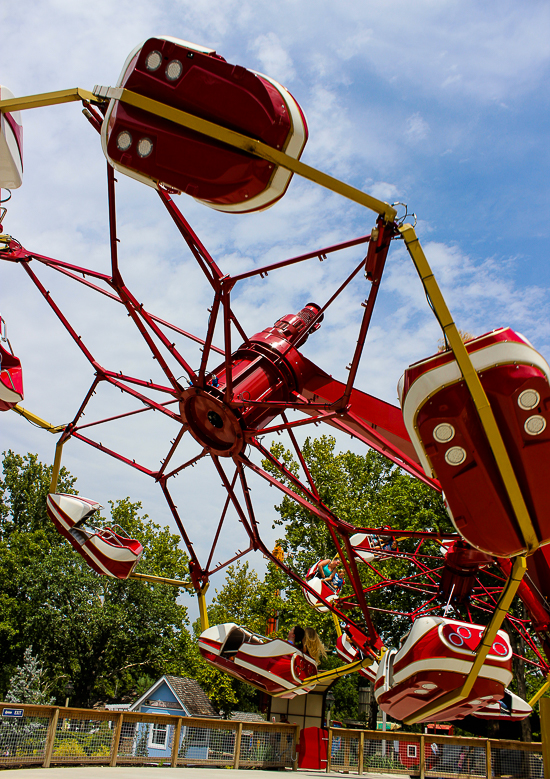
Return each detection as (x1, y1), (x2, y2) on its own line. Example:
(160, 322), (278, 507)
(164, 675), (218, 718)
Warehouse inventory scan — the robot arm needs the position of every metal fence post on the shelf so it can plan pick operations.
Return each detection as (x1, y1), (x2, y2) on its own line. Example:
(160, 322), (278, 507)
(419, 734), (425, 779)
(233, 721), (243, 770)
(358, 730), (364, 775)
(42, 707), (60, 768)
(171, 717), (183, 768)
(109, 712), (124, 767)
(541, 698), (550, 778)
(293, 724), (300, 771)
(485, 738), (492, 779)
(342, 732), (349, 773)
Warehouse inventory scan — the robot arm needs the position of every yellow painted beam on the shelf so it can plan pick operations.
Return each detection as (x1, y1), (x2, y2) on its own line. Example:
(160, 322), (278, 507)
(197, 583), (210, 632)
(403, 556), (527, 725)
(529, 675), (550, 708)
(112, 87), (397, 222)
(12, 404), (65, 433)
(129, 571), (194, 590)
(1, 85), (397, 222)
(461, 556), (526, 696)
(400, 224), (538, 554)
(0, 88), (97, 112)
(49, 439), (65, 494)
(332, 611), (343, 637)
(271, 655), (374, 697)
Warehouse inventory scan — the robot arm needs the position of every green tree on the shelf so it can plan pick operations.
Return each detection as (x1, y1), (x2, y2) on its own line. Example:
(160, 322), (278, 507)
(5, 646), (54, 704)
(265, 436), (450, 647)
(0, 450), (194, 705)
(262, 435), (451, 722)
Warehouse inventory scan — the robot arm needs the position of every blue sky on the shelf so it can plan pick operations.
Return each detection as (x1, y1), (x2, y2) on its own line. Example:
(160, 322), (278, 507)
(1, 0), (549, 612)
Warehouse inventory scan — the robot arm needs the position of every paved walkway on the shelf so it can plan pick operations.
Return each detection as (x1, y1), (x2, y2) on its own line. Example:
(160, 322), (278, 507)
(1, 768), (406, 778)
(3, 769), (328, 778)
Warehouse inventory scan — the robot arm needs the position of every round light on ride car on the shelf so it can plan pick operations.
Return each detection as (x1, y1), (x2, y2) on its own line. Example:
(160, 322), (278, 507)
(518, 389), (540, 410)
(422, 683), (437, 690)
(414, 689), (429, 695)
(137, 137), (153, 158)
(116, 131), (132, 151)
(145, 50), (162, 72)
(525, 415), (546, 435)
(165, 59), (183, 81)
(445, 446), (467, 466)
(433, 423), (455, 443)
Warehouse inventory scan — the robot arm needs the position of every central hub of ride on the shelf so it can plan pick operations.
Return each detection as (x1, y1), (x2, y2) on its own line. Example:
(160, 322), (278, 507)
(179, 302), (323, 457)
(179, 387), (244, 456)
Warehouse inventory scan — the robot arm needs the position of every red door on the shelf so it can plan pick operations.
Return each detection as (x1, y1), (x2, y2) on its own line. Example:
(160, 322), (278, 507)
(298, 727), (328, 769)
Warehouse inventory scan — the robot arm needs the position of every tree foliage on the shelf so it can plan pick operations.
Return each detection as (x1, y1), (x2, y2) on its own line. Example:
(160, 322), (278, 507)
(0, 450), (193, 705)
(265, 435), (450, 647)
(5, 646), (54, 705)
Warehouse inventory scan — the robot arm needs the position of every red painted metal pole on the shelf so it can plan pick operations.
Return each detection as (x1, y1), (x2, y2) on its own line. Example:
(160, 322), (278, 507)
(339, 221), (394, 409)
(205, 468), (240, 572)
(21, 263), (100, 368)
(158, 189), (224, 288)
(198, 289), (223, 386)
(229, 233), (371, 284)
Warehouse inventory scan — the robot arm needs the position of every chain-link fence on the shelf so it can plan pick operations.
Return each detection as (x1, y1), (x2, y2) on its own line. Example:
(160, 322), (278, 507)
(0, 709), (51, 764)
(327, 728), (545, 778)
(0, 703), (298, 770)
(0, 704), (544, 775)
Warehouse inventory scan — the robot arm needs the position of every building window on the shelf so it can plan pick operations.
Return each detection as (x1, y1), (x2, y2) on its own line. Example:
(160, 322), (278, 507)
(149, 723), (168, 749)
(407, 745), (418, 758)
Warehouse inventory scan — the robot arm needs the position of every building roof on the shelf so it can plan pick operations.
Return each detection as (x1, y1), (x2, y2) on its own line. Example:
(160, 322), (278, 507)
(165, 675), (218, 718)
(130, 674), (218, 718)
(229, 711), (266, 723)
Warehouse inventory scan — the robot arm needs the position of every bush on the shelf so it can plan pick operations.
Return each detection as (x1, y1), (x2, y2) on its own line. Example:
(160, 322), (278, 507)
(90, 744), (111, 757)
(53, 738), (87, 757)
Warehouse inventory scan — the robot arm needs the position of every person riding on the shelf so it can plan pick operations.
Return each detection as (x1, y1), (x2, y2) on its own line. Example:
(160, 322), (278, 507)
(287, 625), (305, 652)
(302, 627), (327, 663)
(316, 556), (342, 591)
(287, 625), (326, 663)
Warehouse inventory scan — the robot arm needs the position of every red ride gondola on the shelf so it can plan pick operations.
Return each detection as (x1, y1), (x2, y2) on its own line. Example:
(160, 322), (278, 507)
(399, 328), (550, 557)
(472, 688), (531, 721)
(336, 632), (378, 681)
(99, 36), (307, 213)
(438, 539), (493, 604)
(46, 493), (143, 579)
(198, 622), (318, 698)
(302, 560), (343, 612)
(0, 317), (23, 411)
(374, 616), (513, 723)
(0, 85), (23, 189)
(350, 529), (397, 564)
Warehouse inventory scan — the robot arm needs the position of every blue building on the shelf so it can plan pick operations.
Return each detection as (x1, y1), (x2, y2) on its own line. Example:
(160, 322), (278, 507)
(127, 675), (219, 760)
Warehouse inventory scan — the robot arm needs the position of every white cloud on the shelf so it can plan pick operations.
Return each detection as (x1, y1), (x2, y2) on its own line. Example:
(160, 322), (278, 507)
(249, 32), (296, 84)
(405, 113), (430, 142)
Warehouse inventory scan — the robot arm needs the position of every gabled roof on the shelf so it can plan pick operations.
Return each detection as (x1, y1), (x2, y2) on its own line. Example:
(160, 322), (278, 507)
(229, 711), (266, 723)
(130, 674), (218, 718)
(165, 675), (218, 718)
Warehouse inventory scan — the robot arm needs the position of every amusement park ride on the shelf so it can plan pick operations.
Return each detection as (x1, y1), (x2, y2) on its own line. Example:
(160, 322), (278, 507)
(2, 35), (550, 725)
